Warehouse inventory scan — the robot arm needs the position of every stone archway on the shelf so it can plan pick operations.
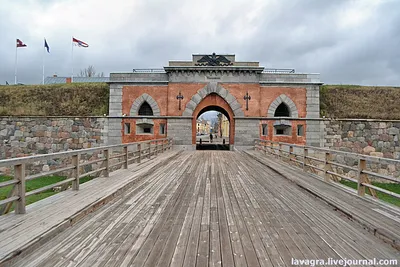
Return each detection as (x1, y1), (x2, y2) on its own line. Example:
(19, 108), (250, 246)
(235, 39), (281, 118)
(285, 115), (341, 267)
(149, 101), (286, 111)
(267, 94), (299, 117)
(130, 93), (161, 116)
(183, 82), (245, 117)
(192, 93), (235, 146)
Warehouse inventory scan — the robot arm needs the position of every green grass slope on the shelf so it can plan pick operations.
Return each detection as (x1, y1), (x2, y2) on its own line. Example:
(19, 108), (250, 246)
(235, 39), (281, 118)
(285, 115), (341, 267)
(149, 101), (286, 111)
(1, 83), (400, 119)
(0, 83), (109, 116)
(320, 85), (400, 120)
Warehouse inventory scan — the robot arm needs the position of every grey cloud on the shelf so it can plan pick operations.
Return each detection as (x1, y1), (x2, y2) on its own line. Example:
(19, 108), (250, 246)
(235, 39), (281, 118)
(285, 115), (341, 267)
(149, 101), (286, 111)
(0, 0), (399, 86)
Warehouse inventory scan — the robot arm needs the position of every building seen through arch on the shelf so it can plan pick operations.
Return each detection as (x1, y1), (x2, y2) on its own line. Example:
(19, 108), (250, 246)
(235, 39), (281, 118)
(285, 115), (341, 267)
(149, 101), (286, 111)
(195, 108), (230, 150)
(108, 53), (322, 149)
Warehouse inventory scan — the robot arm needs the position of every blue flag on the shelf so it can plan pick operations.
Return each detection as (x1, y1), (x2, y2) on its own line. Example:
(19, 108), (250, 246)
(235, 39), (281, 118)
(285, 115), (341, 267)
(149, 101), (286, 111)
(44, 39), (50, 53)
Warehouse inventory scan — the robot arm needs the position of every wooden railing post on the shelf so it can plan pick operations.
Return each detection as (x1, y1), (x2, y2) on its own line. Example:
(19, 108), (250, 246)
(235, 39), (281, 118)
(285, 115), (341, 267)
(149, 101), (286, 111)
(324, 152), (332, 182)
(270, 142), (273, 155)
(357, 158), (367, 196)
(123, 146), (128, 169)
(155, 141), (159, 157)
(303, 147), (308, 171)
(254, 140), (258, 151)
(279, 143), (283, 159)
(72, 154), (80, 190)
(148, 142), (151, 159)
(289, 145), (294, 163)
(14, 164), (26, 214)
(162, 139), (164, 152)
(103, 149), (110, 177)
(137, 143), (141, 163)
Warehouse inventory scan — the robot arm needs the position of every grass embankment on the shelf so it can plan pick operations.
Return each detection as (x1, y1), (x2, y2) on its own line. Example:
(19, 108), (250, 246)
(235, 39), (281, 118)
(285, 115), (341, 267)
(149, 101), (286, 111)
(0, 83), (109, 116)
(2, 83), (400, 119)
(0, 175), (94, 209)
(320, 85), (400, 120)
(340, 180), (400, 207)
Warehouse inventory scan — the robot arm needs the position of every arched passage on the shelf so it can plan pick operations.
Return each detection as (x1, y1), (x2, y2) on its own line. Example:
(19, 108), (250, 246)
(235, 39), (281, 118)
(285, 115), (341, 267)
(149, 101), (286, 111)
(192, 93), (235, 146)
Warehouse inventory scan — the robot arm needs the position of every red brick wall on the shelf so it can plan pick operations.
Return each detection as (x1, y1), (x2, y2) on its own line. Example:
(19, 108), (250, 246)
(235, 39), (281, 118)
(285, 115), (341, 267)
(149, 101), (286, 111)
(122, 86), (168, 115)
(121, 118), (167, 143)
(259, 120), (306, 145)
(260, 86), (307, 117)
(122, 84), (307, 118)
(120, 83), (308, 145)
(220, 84), (261, 117)
(167, 83), (206, 116)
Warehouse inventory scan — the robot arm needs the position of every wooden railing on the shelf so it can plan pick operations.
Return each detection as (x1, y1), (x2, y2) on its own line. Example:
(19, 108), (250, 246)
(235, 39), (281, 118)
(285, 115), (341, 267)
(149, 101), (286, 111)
(254, 139), (400, 202)
(0, 138), (173, 215)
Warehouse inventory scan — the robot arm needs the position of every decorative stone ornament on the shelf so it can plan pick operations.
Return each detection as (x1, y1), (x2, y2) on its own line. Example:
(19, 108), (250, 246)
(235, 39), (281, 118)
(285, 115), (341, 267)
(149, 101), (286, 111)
(176, 91), (184, 110)
(195, 53), (233, 66)
(243, 91), (251, 111)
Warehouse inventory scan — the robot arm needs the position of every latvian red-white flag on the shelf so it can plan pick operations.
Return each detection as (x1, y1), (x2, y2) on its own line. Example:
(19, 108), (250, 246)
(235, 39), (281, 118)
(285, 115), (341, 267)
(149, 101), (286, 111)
(16, 39), (27, 47)
(72, 37), (89, 48)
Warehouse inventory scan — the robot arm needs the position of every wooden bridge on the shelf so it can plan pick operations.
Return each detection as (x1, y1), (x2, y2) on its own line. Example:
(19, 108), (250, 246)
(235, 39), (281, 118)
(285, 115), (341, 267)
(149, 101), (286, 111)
(0, 139), (399, 266)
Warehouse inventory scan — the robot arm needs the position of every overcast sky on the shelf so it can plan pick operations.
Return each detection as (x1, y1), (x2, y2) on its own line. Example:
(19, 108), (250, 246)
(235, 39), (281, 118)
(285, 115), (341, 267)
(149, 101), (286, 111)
(0, 0), (399, 86)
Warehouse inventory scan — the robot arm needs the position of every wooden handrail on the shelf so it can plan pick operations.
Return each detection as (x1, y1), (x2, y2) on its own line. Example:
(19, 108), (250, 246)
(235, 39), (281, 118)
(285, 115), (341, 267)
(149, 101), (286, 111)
(254, 139), (400, 201)
(0, 138), (170, 167)
(26, 166), (76, 182)
(0, 138), (173, 215)
(258, 139), (400, 163)
(0, 179), (19, 189)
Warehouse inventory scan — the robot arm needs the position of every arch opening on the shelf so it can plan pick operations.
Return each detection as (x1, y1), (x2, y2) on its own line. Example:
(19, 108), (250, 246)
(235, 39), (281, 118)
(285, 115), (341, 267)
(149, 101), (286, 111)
(267, 94), (298, 118)
(138, 102), (154, 116)
(192, 93), (235, 150)
(196, 105), (231, 121)
(274, 103), (290, 117)
(274, 103), (292, 135)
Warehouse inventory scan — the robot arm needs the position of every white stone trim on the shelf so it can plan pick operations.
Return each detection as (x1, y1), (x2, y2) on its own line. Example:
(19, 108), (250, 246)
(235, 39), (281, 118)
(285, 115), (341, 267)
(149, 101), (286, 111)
(130, 93), (161, 116)
(182, 82), (245, 117)
(267, 94), (298, 118)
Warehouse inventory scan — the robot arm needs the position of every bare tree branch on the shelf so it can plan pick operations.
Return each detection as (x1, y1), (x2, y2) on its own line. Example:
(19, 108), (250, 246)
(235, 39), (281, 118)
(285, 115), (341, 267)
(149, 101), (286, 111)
(78, 65), (104, 77)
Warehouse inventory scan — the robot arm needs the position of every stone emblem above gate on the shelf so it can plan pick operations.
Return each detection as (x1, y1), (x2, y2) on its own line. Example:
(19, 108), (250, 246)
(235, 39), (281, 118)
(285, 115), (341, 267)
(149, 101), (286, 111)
(195, 53), (233, 66)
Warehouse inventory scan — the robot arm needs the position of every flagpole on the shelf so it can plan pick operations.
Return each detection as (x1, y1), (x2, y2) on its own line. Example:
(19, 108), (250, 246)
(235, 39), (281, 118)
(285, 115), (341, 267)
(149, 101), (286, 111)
(71, 36), (74, 83)
(42, 38), (45, 85)
(14, 40), (18, 85)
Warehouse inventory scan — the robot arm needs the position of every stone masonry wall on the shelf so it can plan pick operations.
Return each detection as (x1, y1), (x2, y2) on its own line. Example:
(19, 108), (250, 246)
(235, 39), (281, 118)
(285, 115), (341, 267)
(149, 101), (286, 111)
(167, 118), (193, 150)
(322, 120), (400, 179)
(323, 120), (400, 159)
(0, 117), (108, 159)
(235, 119), (259, 150)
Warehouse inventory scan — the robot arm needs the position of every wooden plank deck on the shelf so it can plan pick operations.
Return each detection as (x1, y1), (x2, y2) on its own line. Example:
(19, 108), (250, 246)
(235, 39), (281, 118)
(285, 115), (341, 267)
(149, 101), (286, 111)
(0, 150), (181, 266)
(5, 151), (400, 267)
(245, 150), (400, 248)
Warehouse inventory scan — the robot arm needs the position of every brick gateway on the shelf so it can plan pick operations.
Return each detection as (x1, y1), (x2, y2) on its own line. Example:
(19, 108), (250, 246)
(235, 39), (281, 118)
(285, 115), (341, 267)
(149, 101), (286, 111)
(108, 54), (322, 150)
